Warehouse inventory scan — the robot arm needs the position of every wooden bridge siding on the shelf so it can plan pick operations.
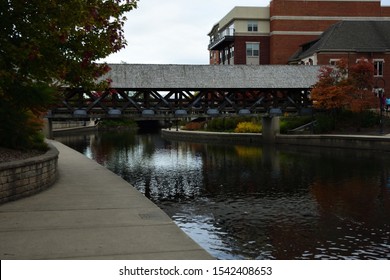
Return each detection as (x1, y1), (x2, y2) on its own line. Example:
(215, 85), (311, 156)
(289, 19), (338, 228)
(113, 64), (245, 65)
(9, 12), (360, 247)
(100, 64), (320, 89)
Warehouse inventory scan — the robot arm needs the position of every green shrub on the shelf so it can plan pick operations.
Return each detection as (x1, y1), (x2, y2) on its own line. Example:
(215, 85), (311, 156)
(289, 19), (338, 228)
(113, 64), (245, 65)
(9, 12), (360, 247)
(0, 105), (45, 150)
(359, 111), (380, 128)
(314, 114), (335, 133)
(280, 116), (313, 134)
(0, 83), (54, 150)
(206, 117), (224, 131)
(223, 117), (239, 131)
(312, 110), (380, 133)
(206, 116), (258, 132)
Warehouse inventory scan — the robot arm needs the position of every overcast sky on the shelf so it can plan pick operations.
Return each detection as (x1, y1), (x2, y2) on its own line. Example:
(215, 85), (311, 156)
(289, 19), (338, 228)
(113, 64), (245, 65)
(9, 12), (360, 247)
(101, 0), (390, 65)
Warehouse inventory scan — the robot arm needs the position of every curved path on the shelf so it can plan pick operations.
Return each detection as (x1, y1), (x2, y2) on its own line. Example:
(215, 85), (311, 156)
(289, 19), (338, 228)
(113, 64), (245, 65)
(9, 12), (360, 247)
(0, 141), (213, 260)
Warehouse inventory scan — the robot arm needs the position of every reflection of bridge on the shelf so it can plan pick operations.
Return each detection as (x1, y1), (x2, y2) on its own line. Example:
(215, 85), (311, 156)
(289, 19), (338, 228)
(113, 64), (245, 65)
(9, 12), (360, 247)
(48, 64), (320, 120)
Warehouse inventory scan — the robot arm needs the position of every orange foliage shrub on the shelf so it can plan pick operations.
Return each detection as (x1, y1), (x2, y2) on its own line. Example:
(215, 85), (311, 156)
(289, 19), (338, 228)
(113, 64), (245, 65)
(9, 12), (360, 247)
(183, 122), (205, 131)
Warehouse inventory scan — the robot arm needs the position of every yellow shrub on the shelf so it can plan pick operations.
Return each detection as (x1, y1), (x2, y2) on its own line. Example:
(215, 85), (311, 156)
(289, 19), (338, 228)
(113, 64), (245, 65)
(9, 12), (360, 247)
(234, 122), (262, 133)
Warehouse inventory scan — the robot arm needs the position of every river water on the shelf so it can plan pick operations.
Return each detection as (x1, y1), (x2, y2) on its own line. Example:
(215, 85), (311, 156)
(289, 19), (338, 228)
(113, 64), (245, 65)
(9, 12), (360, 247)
(55, 130), (390, 260)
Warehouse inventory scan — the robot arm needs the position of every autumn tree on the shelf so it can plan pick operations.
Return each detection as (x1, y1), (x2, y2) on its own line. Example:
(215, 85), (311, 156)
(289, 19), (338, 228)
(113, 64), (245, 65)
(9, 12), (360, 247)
(312, 58), (376, 112)
(348, 59), (376, 113)
(0, 0), (138, 149)
(311, 58), (377, 130)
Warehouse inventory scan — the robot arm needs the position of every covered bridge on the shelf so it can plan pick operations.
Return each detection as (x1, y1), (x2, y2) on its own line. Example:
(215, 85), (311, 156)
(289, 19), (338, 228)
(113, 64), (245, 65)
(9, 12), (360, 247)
(52, 64), (321, 119)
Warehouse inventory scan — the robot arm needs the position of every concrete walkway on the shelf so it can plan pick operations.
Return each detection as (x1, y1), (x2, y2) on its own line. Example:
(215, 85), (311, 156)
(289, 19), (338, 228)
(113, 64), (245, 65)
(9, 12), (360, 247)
(0, 141), (213, 260)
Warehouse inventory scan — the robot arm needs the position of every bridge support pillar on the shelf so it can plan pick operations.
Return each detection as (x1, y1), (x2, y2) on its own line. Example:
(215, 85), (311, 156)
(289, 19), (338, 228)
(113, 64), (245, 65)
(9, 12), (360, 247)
(262, 117), (280, 143)
(42, 118), (53, 139)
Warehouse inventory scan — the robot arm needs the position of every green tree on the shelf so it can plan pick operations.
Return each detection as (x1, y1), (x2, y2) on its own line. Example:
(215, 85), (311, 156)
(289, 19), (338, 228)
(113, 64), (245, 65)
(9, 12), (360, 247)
(0, 0), (138, 149)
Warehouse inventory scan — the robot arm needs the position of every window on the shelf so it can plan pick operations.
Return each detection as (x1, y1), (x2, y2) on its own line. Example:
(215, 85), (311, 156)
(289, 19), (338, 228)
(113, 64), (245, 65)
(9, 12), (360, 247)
(329, 59), (340, 66)
(356, 58), (368, 63)
(248, 21), (258, 32)
(246, 43), (259, 57)
(374, 59), (384, 77)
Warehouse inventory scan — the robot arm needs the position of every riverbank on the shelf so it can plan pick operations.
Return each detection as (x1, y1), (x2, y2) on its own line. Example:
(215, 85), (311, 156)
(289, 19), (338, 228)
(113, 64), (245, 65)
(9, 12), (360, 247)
(162, 129), (390, 151)
(53, 129), (390, 260)
(0, 140), (213, 260)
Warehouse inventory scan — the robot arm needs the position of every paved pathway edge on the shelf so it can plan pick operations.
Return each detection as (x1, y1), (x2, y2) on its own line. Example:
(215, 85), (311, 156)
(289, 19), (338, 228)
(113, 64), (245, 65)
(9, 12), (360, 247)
(0, 140), (213, 260)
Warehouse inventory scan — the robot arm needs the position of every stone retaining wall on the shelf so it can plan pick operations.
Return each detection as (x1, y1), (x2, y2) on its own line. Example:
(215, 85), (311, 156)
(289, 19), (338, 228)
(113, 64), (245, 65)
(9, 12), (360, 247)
(276, 134), (390, 151)
(162, 129), (390, 151)
(162, 129), (263, 145)
(0, 144), (59, 204)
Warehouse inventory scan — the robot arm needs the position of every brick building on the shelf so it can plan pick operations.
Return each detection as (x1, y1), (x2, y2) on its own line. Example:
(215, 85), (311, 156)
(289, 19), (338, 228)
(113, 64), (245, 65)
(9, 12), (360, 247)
(208, 0), (390, 65)
(208, 7), (271, 65)
(208, 0), (390, 93)
(289, 20), (390, 93)
(270, 0), (390, 64)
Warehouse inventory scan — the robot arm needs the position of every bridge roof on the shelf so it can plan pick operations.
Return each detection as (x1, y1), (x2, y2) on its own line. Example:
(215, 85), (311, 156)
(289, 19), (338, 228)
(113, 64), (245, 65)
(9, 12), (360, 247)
(101, 64), (320, 89)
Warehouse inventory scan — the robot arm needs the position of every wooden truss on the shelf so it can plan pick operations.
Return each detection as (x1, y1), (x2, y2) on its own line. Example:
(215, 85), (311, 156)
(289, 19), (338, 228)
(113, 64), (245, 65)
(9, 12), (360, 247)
(49, 88), (312, 119)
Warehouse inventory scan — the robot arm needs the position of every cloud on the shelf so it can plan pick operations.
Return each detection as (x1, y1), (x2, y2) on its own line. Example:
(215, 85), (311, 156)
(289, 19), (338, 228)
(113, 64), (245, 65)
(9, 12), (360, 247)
(101, 0), (267, 64)
(102, 0), (390, 64)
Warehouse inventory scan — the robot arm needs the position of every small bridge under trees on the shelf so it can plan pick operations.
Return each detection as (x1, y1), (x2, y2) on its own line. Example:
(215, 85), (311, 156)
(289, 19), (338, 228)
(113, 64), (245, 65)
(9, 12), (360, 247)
(48, 64), (320, 120)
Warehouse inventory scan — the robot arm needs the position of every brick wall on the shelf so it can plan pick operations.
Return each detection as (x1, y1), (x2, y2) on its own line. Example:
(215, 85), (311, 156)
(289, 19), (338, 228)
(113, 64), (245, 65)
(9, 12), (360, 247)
(317, 53), (390, 94)
(382, 6), (390, 16)
(269, 0), (388, 64)
(209, 50), (221, 65)
(0, 144), (59, 204)
(271, 19), (339, 32)
(234, 36), (270, 65)
(270, 34), (319, 64)
(270, 0), (382, 17)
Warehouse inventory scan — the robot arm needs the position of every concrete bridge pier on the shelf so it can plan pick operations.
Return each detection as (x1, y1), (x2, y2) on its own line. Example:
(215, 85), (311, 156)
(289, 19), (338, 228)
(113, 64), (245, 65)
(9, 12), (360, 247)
(262, 116), (280, 143)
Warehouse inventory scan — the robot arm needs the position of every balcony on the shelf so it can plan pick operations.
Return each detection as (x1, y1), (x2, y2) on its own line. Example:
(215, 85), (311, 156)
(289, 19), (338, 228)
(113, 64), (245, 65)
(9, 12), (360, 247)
(208, 28), (235, 50)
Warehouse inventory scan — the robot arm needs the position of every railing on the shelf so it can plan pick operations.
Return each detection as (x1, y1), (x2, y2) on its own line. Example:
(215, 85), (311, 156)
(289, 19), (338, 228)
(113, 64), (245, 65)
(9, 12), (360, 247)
(209, 28), (235, 49)
(287, 121), (317, 134)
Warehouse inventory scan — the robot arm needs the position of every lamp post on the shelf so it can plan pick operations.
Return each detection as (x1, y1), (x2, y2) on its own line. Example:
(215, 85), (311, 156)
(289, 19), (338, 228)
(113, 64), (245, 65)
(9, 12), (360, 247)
(373, 77), (386, 134)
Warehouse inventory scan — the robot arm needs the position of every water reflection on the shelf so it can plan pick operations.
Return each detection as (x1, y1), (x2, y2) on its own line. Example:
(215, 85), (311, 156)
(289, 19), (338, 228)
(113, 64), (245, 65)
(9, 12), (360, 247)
(55, 131), (390, 259)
